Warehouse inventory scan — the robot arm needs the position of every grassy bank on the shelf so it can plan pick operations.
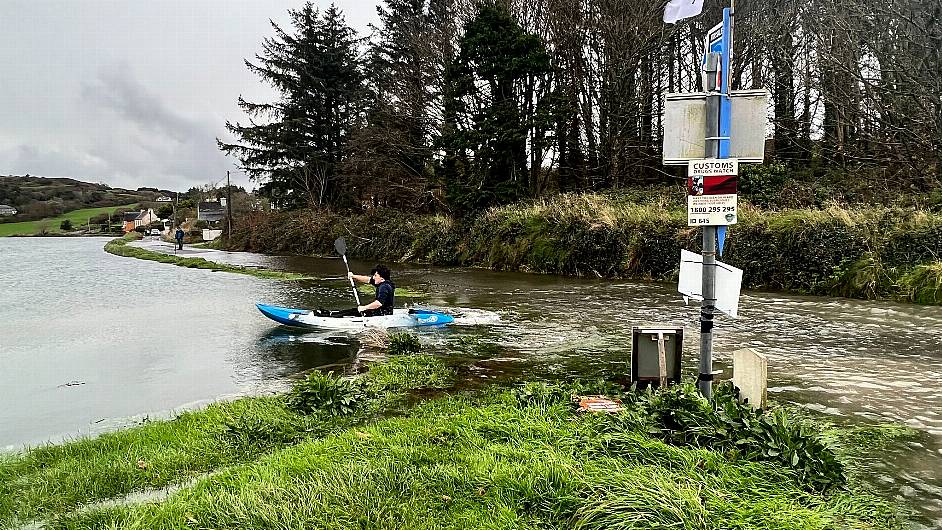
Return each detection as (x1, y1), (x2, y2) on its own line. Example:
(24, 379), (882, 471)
(228, 191), (942, 304)
(0, 351), (909, 529)
(103, 233), (310, 281)
(0, 353), (456, 528)
(0, 204), (138, 237)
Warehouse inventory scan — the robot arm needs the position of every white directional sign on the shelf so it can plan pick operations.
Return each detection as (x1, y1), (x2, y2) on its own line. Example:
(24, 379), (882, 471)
(678, 249), (742, 318)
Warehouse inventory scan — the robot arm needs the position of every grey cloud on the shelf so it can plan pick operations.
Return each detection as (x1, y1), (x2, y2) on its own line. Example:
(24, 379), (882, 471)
(81, 64), (204, 144)
(72, 63), (236, 187)
(1, 143), (204, 191)
(4, 144), (109, 180)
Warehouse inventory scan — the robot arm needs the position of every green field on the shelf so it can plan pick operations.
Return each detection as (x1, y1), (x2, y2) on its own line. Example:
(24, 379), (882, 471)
(0, 204), (139, 237)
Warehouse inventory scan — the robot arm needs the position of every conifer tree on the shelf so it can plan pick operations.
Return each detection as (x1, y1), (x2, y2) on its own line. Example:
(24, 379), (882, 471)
(219, 3), (364, 209)
(347, 0), (437, 209)
(440, 3), (552, 213)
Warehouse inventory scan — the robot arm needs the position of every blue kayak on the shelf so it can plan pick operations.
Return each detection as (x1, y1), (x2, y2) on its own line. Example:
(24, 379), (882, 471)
(256, 303), (454, 329)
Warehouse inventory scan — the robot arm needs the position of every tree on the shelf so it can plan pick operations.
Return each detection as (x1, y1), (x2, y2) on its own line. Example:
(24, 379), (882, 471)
(348, 0), (438, 210)
(440, 3), (552, 213)
(59, 219), (73, 231)
(219, 3), (365, 209)
(156, 204), (174, 219)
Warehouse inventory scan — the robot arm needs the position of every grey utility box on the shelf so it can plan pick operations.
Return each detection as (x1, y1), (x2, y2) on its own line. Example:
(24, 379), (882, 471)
(631, 327), (684, 387)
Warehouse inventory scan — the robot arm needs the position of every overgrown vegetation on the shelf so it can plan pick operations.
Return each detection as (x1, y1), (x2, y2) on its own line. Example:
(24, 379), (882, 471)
(387, 332), (422, 355)
(899, 263), (942, 304)
(228, 193), (942, 304)
(26, 380), (906, 530)
(286, 371), (370, 416)
(103, 233), (309, 281)
(366, 354), (454, 393)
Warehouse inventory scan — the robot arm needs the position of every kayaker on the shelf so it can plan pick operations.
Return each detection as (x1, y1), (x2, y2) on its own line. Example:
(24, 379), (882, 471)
(347, 264), (395, 316)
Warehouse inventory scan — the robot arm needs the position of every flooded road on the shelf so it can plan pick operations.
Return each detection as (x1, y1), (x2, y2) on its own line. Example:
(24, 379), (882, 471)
(2, 237), (941, 527)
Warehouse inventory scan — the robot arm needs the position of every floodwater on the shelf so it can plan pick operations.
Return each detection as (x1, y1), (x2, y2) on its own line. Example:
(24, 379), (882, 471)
(1, 237), (941, 527)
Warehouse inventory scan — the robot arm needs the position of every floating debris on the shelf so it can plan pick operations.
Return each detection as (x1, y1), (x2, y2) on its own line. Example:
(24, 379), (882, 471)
(577, 395), (623, 413)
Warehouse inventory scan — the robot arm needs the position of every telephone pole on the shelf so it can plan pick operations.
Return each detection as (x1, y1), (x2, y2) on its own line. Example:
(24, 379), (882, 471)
(226, 170), (233, 240)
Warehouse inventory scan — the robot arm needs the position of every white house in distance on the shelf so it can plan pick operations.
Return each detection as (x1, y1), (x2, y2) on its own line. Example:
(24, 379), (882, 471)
(122, 208), (159, 233)
(0, 204), (17, 216)
(156, 196), (173, 202)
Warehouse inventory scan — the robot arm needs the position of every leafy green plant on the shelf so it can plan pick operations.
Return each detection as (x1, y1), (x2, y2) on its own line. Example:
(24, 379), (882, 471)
(634, 383), (846, 492)
(220, 414), (309, 454)
(286, 371), (369, 416)
(387, 332), (421, 355)
(512, 381), (572, 407)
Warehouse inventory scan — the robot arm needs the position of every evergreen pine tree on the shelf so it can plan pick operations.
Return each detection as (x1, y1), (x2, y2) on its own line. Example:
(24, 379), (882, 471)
(218, 3), (364, 209)
(346, 0), (437, 209)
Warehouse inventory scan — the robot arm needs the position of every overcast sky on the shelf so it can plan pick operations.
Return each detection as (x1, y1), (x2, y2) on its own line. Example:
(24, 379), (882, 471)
(0, 1), (379, 192)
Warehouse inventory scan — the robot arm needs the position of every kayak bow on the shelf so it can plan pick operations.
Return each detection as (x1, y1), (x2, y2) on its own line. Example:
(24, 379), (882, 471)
(255, 303), (454, 330)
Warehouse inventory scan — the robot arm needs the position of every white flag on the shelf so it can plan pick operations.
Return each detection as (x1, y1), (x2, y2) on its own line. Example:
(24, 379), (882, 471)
(663, 0), (704, 24)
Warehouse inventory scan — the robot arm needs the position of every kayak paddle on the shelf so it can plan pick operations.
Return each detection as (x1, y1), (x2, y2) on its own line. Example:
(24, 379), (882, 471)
(334, 237), (361, 306)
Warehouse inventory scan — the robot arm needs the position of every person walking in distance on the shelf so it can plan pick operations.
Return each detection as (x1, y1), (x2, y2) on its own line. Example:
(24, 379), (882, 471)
(174, 227), (184, 251)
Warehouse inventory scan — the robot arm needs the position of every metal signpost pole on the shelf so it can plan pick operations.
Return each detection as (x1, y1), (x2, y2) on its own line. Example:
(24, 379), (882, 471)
(698, 8), (733, 400)
(700, 68), (719, 400)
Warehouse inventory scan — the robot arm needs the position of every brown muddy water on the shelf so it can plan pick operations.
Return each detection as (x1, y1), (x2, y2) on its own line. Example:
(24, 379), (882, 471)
(2, 237), (941, 527)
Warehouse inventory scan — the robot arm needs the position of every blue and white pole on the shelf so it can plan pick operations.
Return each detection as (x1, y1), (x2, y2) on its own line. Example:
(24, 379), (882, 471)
(699, 6), (733, 400)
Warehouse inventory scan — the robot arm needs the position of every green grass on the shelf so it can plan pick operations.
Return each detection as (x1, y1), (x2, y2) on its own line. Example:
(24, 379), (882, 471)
(0, 338), (910, 530)
(0, 355), (456, 528)
(366, 354), (453, 392)
(103, 233), (311, 281)
(42, 392), (902, 530)
(899, 262), (942, 304)
(0, 375), (907, 529)
(0, 204), (138, 236)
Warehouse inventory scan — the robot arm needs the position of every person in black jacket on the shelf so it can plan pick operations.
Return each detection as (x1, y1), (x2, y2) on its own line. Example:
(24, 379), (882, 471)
(174, 227), (184, 250)
(347, 264), (395, 316)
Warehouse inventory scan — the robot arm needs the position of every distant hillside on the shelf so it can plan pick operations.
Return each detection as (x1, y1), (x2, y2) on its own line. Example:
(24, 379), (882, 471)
(0, 175), (174, 222)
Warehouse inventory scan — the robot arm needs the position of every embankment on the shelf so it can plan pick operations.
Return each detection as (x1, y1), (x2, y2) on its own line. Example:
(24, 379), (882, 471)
(0, 351), (912, 529)
(104, 233), (309, 281)
(226, 193), (942, 304)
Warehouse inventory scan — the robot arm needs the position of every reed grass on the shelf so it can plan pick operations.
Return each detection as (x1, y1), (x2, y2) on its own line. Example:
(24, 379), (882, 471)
(899, 262), (942, 304)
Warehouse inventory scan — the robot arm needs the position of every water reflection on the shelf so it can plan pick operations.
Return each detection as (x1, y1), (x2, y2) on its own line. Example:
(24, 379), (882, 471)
(249, 328), (361, 379)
